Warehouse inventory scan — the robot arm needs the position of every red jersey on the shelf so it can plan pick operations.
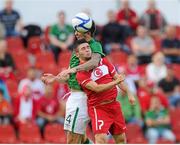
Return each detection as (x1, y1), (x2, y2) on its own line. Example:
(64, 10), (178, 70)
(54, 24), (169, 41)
(137, 88), (169, 113)
(116, 8), (138, 30)
(76, 58), (117, 106)
(39, 97), (59, 115)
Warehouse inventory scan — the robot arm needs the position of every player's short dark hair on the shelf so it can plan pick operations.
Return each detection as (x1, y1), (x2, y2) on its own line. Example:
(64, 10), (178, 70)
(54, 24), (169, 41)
(88, 20), (96, 36)
(74, 39), (88, 52)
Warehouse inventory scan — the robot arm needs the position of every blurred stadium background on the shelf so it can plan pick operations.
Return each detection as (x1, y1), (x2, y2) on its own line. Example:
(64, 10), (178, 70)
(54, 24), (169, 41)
(0, 0), (180, 143)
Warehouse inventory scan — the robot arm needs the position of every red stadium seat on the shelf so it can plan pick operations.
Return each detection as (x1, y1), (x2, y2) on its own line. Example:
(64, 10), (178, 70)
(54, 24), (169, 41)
(153, 37), (162, 52)
(156, 138), (175, 144)
(38, 61), (59, 75)
(9, 47), (27, 58)
(170, 108), (180, 124)
(35, 51), (59, 74)
(35, 51), (54, 63)
(108, 51), (128, 66)
(126, 124), (145, 143)
(19, 123), (42, 143)
(58, 51), (72, 69)
(172, 64), (180, 79)
(43, 26), (51, 46)
(12, 51), (31, 73)
(174, 132), (180, 142)
(27, 36), (44, 54)
(44, 123), (66, 143)
(176, 26), (180, 39)
(5, 79), (18, 98)
(125, 36), (133, 48)
(0, 125), (17, 143)
(6, 36), (24, 51)
(128, 137), (148, 144)
(139, 64), (147, 76)
(170, 108), (180, 142)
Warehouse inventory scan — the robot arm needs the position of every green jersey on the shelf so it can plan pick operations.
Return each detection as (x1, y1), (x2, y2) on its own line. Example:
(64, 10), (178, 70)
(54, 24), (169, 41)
(145, 108), (170, 129)
(50, 24), (74, 42)
(68, 39), (105, 90)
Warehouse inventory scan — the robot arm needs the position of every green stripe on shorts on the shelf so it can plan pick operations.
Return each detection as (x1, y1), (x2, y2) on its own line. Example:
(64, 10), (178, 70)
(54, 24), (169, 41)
(72, 107), (79, 133)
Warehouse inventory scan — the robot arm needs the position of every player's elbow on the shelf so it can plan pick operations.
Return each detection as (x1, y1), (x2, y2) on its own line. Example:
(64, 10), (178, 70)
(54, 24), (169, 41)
(91, 54), (101, 68)
(93, 61), (99, 68)
(90, 61), (99, 69)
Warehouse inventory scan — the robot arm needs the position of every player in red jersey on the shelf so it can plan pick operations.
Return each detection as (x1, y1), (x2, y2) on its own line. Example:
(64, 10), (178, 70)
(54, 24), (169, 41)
(75, 39), (136, 144)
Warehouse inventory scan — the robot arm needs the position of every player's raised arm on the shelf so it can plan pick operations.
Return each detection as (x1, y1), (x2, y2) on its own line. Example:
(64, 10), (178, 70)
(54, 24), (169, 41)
(84, 77), (123, 93)
(113, 73), (136, 105)
(41, 73), (69, 84)
(73, 52), (101, 72)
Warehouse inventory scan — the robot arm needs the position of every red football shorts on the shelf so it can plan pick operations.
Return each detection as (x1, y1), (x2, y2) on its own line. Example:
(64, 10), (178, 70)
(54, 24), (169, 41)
(88, 101), (126, 135)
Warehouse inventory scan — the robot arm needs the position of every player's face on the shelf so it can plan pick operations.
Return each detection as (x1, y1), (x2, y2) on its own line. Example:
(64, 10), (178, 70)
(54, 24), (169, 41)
(77, 43), (92, 61)
(74, 31), (85, 40)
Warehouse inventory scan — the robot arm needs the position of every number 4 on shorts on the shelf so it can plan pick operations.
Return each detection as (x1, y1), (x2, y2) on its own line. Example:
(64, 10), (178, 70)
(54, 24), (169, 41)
(66, 114), (72, 124)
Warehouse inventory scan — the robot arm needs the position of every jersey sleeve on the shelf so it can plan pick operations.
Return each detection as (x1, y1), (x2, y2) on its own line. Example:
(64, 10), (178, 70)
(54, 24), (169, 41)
(103, 58), (116, 77)
(67, 25), (74, 34)
(90, 40), (105, 57)
(76, 72), (92, 88)
(50, 25), (56, 36)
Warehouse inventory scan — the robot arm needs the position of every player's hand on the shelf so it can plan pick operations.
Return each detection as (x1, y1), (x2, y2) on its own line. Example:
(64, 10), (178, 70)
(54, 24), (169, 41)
(41, 73), (56, 84)
(59, 68), (76, 77)
(60, 43), (68, 51)
(47, 116), (55, 122)
(115, 74), (125, 84)
(57, 72), (70, 82)
(128, 94), (136, 105)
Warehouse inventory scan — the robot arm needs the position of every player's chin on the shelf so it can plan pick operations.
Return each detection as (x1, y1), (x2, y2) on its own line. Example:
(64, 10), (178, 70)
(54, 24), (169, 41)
(85, 56), (91, 60)
(76, 36), (84, 40)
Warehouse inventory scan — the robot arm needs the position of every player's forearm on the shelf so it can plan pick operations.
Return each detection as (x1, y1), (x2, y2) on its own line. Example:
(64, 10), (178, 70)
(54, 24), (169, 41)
(97, 81), (119, 93)
(55, 74), (68, 83)
(16, 19), (23, 32)
(160, 117), (170, 125)
(118, 82), (132, 96)
(87, 81), (118, 93)
(66, 34), (74, 47)
(38, 111), (49, 119)
(74, 53), (101, 72)
(113, 73), (128, 94)
(163, 48), (180, 55)
(50, 36), (64, 48)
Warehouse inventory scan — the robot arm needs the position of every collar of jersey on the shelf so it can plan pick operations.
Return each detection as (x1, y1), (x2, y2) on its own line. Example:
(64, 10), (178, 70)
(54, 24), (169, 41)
(89, 38), (95, 44)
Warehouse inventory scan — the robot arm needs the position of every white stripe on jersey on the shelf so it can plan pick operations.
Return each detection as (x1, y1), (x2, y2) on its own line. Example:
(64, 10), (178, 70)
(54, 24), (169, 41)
(91, 65), (109, 81)
(93, 107), (98, 130)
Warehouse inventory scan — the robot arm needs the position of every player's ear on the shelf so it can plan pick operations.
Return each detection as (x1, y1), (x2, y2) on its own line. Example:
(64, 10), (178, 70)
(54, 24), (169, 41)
(75, 50), (80, 58)
(76, 53), (80, 58)
(85, 31), (91, 37)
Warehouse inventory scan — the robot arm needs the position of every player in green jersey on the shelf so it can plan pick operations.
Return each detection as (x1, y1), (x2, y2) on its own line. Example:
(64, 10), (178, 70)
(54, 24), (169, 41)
(42, 20), (105, 144)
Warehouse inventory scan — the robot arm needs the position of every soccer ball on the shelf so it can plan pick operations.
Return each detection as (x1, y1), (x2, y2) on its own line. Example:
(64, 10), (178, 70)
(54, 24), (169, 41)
(72, 13), (93, 33)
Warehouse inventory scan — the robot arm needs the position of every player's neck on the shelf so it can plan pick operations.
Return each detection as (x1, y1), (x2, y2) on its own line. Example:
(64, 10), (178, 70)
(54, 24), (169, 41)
(79, 59), (87, 64)
(84, 35), (92, 42)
